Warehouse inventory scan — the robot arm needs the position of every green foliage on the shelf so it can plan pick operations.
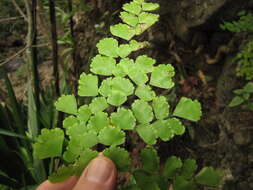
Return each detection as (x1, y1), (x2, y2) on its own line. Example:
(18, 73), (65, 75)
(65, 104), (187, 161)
(48, 165), (75, 183)
(137, 124), (157, 145)
(150, 65), (175, 89)
(123, 150), (220, 190)
(33, 128), (64, 159)
(98, 126), (125, 146)
(152, 96), (170, 120)
(103, 147), (131, 172)
(90, 55), (116, 76)
(195, 167), (221, 186)
(135, 84), (156, 101)
(221, 11), (253, 81)
(96, 38), (119, 57)
(78, 73), (98, 97)
(229, 82), (253, 110)
(173, 97), (202, 121)
(89, 97), (108, 113)
(236, 40), (253, 80)
(33, 0), (209, 187)
(221, 11), (253, 32)
(111, 108), (136, 130)
(140, 147), (159, 173)
(87, 112), (109, 133)
(163, 156), (183, 178)
(54, 95), (77, 115)
(74, 149), (99, 176)
(132, 100), (154, 124)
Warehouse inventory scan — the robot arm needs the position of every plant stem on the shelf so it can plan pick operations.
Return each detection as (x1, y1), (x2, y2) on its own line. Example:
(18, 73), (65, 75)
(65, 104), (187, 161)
(49, 0), (60, 96)
(67, 0), (79, 95)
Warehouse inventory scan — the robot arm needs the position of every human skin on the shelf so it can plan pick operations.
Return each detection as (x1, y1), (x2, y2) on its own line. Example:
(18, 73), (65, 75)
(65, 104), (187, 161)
(37, 154), (117, 190)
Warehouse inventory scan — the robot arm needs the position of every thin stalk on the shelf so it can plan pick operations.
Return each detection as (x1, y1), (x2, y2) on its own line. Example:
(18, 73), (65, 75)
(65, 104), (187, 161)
(49, 0), (60, 96)
(49, 0), (64, 129)
(11, 0), (28, 21)
(24, 0), (46, 183)
(67, 0), (78, 95)
(24, 0), (40, 140)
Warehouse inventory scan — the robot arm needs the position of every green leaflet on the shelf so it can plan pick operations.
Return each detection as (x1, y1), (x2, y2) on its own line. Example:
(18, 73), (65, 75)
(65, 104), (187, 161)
(111, 108), (136, 130)
(195, 167), (221, 187)
(63, 131), (98, 163)
(55, 94), (77, 115)
(90, 55), (116, 76)
(87, 112), (109, 133)
(128, 65), (149, 85)
(173, 97), (202, 122)
(107, 90), (127, 106)
(166, 118), (185, 135)
(110, 77), (135, 96)
(150, 64), (175, 89)
(48, 165), (75, 183)
(229, 96), (244, 107)
(112, 58), (134, 77)
(96, 38), (118, 57)
(89, 97), (108, 113)
(74, 149), (99, 176)
(142, 2), (160, 11)
(112, 64), (127, 77)
(78, 73), (98, 97)
(152, 96), (170, 120)
(99, 78), (113, 97)
(70, 129), (98, 149)
(120, 11), (139, 27)
(65, 122), (87, 138)
(135, 84), (156, 101)
(63, 138), (84, 163)
(99, 77), (134, 97)
(98, 126), (125, 146)
(181, 159), (198, 180)
(33, 128), (64, 159)
(77, 105), (92, 123)
(63, 115), (79, 129)
(151, 118), (185, 142)
(129, 40), (149, 51)
(243, 82), (253, 93)
(110, 24), (136, 41)
(138, 12), (159, 25)
(135, 24), (147, 35)
(132, 99), (153, 124)
(152, 120), (174, 141)
(103, 146), (131, 171)
(123, 2), (141, 15)
(133, 0), (144, 4)
(133, 170), (160, 190)
(173, 176), (196, 190)
(140, 147), (159, 173)
(136, 124), (157, 145)
(135, 55), (155, 73)
(99, 77), (134, 106)
(117, 44), (133, 58)
(163, 156), (183, 178)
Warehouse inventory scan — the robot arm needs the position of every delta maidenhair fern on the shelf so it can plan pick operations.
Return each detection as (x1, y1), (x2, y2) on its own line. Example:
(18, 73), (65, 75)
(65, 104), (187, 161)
(33, 0), (220, 189)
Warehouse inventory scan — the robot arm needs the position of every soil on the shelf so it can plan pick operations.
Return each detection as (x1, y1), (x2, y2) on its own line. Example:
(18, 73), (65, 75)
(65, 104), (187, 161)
(0, 0), (252, 189)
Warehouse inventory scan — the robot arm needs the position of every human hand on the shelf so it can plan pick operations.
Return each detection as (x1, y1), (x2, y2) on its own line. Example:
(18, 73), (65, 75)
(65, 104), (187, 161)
(37, 154), (117, 190)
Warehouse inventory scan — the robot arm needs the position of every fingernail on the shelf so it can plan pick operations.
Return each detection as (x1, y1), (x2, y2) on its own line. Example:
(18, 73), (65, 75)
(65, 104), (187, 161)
(84, 156), (113, 184)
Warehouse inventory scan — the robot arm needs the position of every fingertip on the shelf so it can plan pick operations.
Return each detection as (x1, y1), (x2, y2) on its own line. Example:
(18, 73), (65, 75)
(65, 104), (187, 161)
(73, 155), (117, 190)
(36, 176), (78, 190)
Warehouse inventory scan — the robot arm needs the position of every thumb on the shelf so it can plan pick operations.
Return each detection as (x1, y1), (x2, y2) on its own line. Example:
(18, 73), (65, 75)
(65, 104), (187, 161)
(73, 154), (117, 190)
